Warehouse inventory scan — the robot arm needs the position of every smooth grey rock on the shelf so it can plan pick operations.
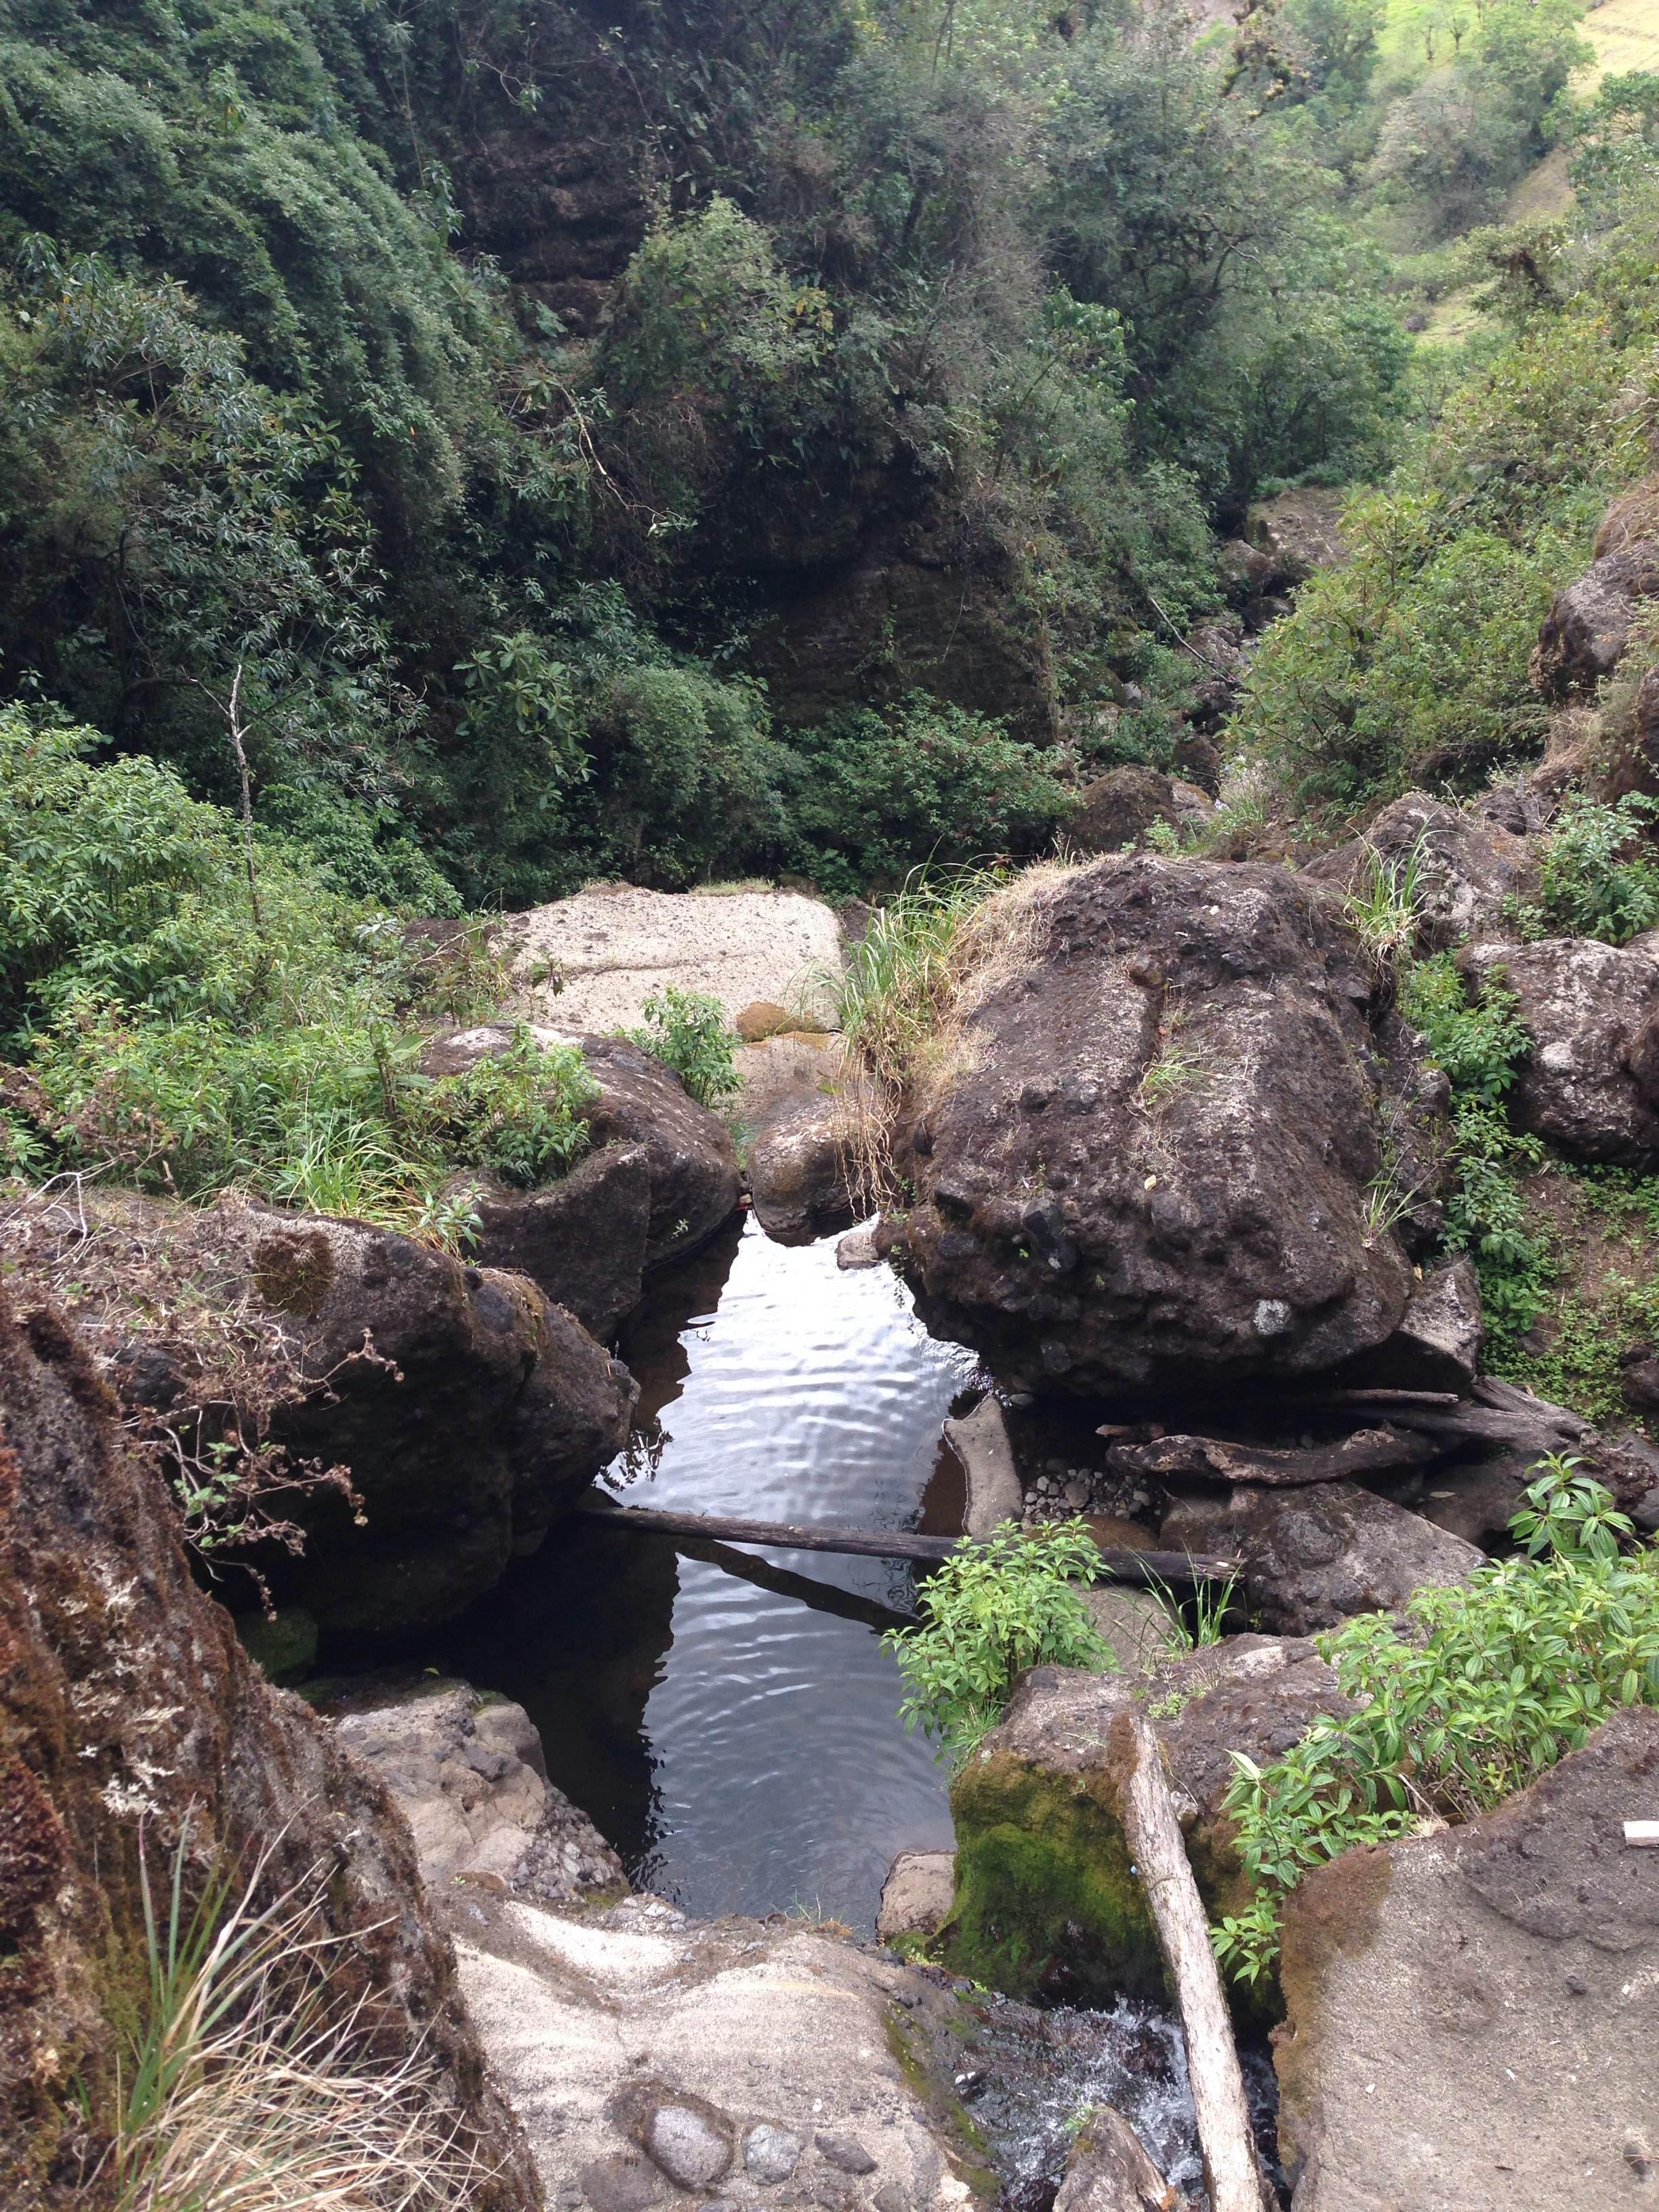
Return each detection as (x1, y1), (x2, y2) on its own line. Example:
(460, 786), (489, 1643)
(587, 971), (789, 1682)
(331, 1675), (627, 1906)
(945, 1395), (1023, 1538)
(815, 2132), (878, 2175)
(643, 2104), (733, 2190)
(876, 1851), (957, 1944)
(743, 2123), (804, 2183)
(580, 2154), (661, 2212)
(835, 1225), (880, 1269)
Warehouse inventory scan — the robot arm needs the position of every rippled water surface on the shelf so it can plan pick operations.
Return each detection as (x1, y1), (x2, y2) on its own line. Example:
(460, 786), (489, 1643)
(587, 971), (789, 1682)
(447, 1214), (981, 1927)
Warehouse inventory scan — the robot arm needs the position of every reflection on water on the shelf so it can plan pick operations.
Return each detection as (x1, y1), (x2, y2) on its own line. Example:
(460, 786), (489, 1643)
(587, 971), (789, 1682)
(446, 1214), (981, 1929)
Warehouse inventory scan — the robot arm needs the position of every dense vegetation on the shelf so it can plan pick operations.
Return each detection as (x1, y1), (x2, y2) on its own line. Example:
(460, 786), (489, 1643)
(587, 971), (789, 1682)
(0, 0), (1601, 913)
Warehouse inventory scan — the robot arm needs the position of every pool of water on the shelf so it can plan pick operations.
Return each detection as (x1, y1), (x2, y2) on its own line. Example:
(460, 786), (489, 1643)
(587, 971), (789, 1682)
(445, 1212), (982, 1929)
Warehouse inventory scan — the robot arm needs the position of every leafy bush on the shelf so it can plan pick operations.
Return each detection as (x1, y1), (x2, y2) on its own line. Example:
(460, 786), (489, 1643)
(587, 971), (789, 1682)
(1510, 1452), (1636, 1561)
(779, 698), (1073, 898)
(1212, 1534), (1659, 1984)
(1518, 791), (1659, 943)
(0, 708), (592, 1236)
(882, 1520), (1114, 1764)
(1399, 952), (1555, 1359)
(624, 987), (741, 1109)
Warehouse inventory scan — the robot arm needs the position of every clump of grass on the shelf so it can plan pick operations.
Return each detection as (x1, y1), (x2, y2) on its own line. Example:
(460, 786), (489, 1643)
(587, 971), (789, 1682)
(1342, 834), (1428, 974)
(1136, 1027), (1210, 1111)
(832, 859), (1082, 1205)
(102, 1822), (482, 2211)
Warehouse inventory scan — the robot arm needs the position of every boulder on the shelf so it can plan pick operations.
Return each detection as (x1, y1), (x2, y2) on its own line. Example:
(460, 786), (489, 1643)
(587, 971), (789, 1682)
(0, 1188), (635, 1643)
(1216, 537), (1276, 603)
(895, 856), (1435, 1399)
(1275, 1708), (1659, 2211)
(876, 1851), (958, 1946)
(330, 1675), (627, 1907)
(1054, 2109), (1180, 2212)
(1337, 1256), (1483, 1393)
(447, 1141), (652, 1337)
(1531, 537), (1659, 699)
(747, 1091), (858, 1244)
(1160, 1481), (1483, 1637)
(0, 1277), (538, 2212)
(1070, 766), (1181, 857)
(942, 1635), (1349, 2002)
(424, 1025), (743, 1269)
(1303, 791), (1537, 952)
(1464, 937), (1659, 1167)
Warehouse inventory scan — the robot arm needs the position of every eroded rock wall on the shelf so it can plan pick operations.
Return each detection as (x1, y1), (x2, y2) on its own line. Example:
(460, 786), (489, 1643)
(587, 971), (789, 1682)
(0, 1282), (539, 2211)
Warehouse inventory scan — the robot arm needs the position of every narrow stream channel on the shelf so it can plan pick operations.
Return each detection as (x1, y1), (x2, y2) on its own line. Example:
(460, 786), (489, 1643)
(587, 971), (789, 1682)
(446, 1212), (980, 1928)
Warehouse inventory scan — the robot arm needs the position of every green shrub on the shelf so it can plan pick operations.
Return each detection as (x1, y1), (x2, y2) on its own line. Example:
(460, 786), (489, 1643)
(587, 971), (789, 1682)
(778, 698), (1073, 899)
(624, 987), (741, 1109)
(0, 708), (593, 1235)
(1517, 790), (1659, 943)
(1398, 953), (1555, 1359)
(882, 1520), (1114, 1765)
(1212, 1534), (1659, 1984)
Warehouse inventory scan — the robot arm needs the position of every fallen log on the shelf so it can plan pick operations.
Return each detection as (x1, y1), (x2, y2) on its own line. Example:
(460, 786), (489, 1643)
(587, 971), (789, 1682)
(1111, 1708), (1273, 2212)
(1384, 1375), (1590, 1456)
(1102, 1425), (1435, 1488)
(571, 1495), (1239, 1585)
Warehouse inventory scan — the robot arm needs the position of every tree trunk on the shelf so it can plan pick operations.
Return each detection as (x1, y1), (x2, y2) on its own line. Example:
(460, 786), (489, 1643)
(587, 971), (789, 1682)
(1112, 1709), (1272, 2212)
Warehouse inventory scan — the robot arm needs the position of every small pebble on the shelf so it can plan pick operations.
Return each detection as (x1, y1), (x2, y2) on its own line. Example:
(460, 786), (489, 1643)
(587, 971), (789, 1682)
(815, 2133), (878, 2176)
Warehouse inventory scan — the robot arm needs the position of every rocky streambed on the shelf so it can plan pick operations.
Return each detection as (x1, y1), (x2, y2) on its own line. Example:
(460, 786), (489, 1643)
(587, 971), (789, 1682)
(9, 834), (1659, 2211)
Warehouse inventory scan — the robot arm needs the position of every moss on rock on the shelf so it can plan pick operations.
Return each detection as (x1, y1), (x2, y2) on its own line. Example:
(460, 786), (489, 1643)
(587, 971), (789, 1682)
(940, 1750), (1160, 2003)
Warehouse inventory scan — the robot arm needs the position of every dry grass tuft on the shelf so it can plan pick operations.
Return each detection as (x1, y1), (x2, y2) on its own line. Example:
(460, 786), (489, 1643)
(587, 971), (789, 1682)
(831, 859), (1086, 1207)
(106, 1824), (483, 2212)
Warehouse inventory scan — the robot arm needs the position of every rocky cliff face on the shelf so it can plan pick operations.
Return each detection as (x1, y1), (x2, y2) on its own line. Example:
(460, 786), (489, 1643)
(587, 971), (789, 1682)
(892, 855), (1446, 1400)
(0, 1278), (539, 2211)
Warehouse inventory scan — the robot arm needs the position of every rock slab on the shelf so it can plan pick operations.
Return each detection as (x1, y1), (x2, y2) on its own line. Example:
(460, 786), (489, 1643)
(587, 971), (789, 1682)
(1276, 1708), (1659, 2211)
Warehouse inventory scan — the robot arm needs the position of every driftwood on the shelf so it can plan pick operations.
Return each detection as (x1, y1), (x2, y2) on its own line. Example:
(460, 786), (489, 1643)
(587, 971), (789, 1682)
(572, 1496), (1239, 1585)
(1384, 1374), (1590, 1456)
(1102, 1425), (1435, 1489)
(1053, 2106), (1181, 2212)
(1113, 1709), (1272, 2212)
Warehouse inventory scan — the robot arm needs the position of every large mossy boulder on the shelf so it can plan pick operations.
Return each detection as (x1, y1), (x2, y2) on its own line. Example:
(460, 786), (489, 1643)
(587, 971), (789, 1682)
(1275, 1707), (1659, 2209)
(895, 855), (1446, 1399)
(0, 1189), (635, 1645)
(940, 1637), (1347, 2006)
